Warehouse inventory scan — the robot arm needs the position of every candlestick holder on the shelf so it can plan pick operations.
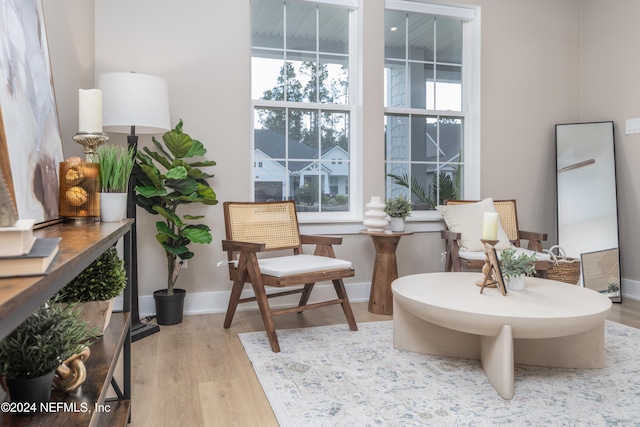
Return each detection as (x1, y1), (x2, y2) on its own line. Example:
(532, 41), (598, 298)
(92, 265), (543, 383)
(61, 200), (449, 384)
(476, 239), (499, 287)
(73, 132), (109, 162)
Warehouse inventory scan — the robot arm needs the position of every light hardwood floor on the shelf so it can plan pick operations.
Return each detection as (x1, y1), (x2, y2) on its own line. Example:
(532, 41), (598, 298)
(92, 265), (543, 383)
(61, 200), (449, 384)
(123, 298), (640, 427)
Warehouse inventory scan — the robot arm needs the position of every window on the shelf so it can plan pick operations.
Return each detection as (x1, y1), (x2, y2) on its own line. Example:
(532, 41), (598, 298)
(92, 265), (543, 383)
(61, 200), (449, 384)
(251, 0), (356, 213)
(384, 1), (477, 212)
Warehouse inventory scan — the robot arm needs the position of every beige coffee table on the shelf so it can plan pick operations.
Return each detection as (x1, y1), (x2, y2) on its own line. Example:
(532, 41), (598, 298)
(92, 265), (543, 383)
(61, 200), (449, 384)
(392, 272), (612, 399)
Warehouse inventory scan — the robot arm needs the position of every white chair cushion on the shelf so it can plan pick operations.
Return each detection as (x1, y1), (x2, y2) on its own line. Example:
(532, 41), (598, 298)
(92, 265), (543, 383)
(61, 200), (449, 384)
(436, 197), (511, 252)
(459, 246), (552, 262)
(256, 255), (352, 277)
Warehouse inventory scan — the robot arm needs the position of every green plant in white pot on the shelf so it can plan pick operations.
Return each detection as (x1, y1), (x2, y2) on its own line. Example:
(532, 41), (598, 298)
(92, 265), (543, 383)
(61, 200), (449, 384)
(58, 247), (128, 335)
(384, 194), (412, 232)
(0, 297), (95, 412)
(134, 119), (217, 325)
(97, 144), (135, 222)
(499, 247), (537, 291)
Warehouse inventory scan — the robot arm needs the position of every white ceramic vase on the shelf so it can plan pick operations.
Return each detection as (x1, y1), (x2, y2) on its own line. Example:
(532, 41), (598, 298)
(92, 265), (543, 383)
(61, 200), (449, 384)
(363, 196), (388, 232)
(100, 192), (128, 222)
(506, 274), (526, 291)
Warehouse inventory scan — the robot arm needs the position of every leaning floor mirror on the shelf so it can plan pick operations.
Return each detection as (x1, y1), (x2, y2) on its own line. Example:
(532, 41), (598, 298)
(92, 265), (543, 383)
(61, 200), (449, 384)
(555, 121), (622, 302)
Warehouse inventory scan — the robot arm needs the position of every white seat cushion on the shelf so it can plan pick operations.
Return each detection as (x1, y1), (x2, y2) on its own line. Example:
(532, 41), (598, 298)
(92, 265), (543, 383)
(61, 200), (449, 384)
(459, 246), (552, 262)
(256, 255), (352, 277)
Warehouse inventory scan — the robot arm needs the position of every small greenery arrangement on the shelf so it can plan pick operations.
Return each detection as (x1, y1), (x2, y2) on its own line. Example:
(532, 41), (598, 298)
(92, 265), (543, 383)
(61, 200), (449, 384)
(384, 194), (413, 219)
(58, 247), (127, 302)
(135, 119), (218, 295)
(0, 297), (96, 379)
(499, 247), (538, 281)
(97, 144), (135, 193)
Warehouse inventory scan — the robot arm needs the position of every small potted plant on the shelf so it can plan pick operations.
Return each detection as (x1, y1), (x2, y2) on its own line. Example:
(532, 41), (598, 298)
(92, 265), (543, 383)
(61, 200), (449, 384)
(58, 247), (128, 335)
(134, 119), (218, 325)
(0, 297), (95, 412)
(384, 194), (412, 232)
(499, 247), (538, 291)
(97, 144), (135, 221)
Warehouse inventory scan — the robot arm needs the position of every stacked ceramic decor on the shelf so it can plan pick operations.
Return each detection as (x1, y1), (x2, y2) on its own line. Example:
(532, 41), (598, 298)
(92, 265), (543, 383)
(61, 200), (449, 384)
(363, 196), (388, 232)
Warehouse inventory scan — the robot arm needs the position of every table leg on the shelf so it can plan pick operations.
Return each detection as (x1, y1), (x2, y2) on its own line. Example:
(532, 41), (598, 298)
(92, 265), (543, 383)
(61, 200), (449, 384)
(368, 235), (402, 314)
(513, 323), (605, 369)
(393, 297), (480, 358)
(480, 324), (515, 400)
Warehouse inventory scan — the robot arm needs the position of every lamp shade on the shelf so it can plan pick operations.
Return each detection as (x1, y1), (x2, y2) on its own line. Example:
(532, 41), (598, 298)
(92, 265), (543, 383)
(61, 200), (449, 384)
(98, 72), (171, 134)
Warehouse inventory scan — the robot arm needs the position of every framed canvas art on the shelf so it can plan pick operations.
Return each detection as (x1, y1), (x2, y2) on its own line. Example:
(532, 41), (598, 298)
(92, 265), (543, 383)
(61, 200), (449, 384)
(0, 0), (64, 224)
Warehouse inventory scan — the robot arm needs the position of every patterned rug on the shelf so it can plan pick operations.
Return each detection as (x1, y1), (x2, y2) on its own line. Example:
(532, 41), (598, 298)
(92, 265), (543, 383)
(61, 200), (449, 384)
(239, 320), (640, 426)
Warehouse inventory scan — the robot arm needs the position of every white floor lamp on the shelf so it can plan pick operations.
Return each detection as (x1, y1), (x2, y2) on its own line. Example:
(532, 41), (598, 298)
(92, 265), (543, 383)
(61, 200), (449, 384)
(99, 72), (171, 341)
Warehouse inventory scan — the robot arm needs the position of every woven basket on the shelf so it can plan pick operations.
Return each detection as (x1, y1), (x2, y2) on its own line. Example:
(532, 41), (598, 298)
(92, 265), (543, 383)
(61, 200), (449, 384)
(544, 245), (581, 285)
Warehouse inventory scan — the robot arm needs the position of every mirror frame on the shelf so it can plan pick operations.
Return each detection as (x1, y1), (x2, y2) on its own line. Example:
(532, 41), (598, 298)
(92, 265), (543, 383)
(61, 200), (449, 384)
(555, 121), (622, 302)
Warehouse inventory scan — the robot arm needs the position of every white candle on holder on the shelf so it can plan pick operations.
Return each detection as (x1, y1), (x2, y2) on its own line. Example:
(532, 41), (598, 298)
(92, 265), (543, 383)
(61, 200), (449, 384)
(78, 89), (103, 133)
(481, 212), (499, 240)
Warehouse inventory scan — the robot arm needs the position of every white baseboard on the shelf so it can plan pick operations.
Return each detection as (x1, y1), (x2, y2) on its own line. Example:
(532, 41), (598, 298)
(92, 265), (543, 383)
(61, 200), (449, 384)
(115, 281), (372, 318)
(622, 278), (640, 301)
(114, 277), (640, 316)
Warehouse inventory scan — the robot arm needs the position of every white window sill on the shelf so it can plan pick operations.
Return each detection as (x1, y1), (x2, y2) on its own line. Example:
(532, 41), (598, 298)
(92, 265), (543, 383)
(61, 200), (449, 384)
(299, 211), (445, 235)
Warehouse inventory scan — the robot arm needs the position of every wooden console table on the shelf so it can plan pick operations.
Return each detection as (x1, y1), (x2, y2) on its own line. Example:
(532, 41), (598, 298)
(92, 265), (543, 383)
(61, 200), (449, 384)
(361, 230), (412, 315)
(0, 220), (133, 426)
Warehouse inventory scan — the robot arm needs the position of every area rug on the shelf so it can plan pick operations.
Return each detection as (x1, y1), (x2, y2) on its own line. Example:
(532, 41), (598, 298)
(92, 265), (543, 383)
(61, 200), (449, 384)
(239, 320), (640, 426)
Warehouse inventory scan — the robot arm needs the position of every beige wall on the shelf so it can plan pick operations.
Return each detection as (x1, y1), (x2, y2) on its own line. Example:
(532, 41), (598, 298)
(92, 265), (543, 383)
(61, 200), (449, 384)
(41, 0), (638, 311)
(42, 0), (95, 159)
(580, 0), (640, 290)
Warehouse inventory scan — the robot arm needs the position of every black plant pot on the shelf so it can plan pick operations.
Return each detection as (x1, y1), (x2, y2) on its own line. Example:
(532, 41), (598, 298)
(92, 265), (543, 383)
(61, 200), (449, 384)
(6, 371), (55, 415)
(153, 288), (186, 325)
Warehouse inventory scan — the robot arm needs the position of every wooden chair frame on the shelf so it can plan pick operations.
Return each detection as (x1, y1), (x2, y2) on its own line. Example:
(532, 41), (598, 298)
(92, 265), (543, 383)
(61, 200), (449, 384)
(440, 199), (552, 277)
(221, 201), (357, 352)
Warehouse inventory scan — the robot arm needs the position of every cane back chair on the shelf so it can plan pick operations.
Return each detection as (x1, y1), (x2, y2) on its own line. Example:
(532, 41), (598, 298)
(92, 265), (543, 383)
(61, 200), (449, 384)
(222, 201), (357, 352)
(440, 199), (552, 277)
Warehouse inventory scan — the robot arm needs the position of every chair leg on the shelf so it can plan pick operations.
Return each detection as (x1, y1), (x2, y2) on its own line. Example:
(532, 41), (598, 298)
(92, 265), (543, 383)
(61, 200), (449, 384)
(223, 277), (245, 329)
(251, 281), (281, 352)
(332, 279), (358, 331)
(297, 283), (315, 313)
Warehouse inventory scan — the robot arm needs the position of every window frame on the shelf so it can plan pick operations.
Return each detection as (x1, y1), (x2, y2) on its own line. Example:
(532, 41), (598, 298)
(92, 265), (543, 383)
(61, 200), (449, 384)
(384, 0), (480, 223)
(250, 0), (360, 224)
(250, 0), (480, 233)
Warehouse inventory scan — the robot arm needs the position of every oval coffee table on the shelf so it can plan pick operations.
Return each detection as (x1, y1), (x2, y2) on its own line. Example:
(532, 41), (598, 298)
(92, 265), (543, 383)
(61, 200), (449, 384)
(392, 272), (612, 399)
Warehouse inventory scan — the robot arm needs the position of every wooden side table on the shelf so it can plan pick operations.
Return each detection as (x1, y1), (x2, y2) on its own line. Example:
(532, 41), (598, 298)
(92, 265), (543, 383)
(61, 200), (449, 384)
(361, 230), (413, 315)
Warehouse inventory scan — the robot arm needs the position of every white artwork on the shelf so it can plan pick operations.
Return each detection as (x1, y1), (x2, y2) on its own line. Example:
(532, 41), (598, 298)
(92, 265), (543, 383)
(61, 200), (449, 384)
(0, 0), (64, 223)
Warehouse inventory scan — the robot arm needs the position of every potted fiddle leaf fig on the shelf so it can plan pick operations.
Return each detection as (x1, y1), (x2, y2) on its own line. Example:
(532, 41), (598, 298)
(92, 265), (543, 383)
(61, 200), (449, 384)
(134, 119), (218, 325)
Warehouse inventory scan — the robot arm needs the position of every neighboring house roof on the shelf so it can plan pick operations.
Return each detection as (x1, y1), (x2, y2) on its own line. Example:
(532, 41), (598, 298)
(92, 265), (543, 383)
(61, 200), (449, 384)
(255, 128), (349, 175)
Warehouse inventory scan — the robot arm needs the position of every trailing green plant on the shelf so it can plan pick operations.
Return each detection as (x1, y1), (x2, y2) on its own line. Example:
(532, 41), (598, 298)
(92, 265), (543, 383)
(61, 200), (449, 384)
(384, 194), (412, 219)
(97, 144), (135, 193)
(0, 296), (96, 379)
(58, 247), (127, 302)
(134, 119), (218, 295)
(499, 247), (538, 281)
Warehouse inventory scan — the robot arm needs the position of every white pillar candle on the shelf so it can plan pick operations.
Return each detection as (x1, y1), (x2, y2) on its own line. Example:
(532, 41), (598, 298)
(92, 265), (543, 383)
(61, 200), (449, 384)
(481, 212), (499, 240)
(78, 89), (103, 133)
